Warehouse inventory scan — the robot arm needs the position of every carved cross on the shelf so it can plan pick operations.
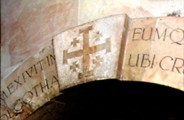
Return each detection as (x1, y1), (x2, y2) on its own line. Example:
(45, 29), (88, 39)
(63, 26), (111, 79)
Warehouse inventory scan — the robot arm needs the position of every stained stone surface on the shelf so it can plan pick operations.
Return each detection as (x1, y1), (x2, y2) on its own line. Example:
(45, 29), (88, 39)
(1, 46), (60, 120)
(1, 14), (184, 120)
(79, 0), (184, 24)
(1, 0), (78, 79)
(54, 15), (184, 91)
(121, 17), (184, 90)
(53, 15), (128, 89)
(1, 1), (184, 119)
(2, 0), (184, 80)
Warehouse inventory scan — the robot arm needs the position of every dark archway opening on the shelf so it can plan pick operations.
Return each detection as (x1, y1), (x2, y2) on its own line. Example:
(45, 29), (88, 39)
(26, 79), (184, 120)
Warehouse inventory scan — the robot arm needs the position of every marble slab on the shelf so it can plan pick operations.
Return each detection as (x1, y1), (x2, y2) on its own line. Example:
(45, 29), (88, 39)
(1, 46), (60, 120)
(53, 14), (128, 89)
(1, 14), (184, 120)
(121, 17), (184, 91)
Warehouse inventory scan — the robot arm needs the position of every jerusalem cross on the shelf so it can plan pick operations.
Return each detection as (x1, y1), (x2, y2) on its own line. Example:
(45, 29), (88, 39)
(63, 26), (111, 79)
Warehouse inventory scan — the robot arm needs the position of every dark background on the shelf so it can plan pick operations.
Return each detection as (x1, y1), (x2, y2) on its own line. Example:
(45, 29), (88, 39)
(26, 79), (184, 120)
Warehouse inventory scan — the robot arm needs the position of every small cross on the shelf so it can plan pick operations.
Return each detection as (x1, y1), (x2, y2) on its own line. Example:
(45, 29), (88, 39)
(92, 56), (103, 66)
(93, 31), (102, 41)
(71, 38), (80, 47)
(70, 61), (79, 72)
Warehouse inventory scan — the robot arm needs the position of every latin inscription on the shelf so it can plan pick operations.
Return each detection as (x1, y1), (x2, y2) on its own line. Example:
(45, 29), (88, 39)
(0, 53), (60, 120)
(128, 27), (184, 75)
(132, 27), (184, 45)
(1, 54), (56, 103)
(128, 53), (184, 74)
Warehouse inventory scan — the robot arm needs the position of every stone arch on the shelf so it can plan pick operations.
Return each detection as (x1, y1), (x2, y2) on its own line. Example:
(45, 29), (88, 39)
(1, 14), (184, 120)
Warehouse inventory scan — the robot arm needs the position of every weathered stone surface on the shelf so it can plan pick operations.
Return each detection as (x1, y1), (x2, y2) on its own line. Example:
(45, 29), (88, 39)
(1, 46), (60, 120)
(53, 15), (128, 89)
(54, 14), (184, 91)
(1, 14), (184, 120)
(2, 0), (184, 81)
(79, 0), (184, 24)
(1, 0), (78, 79)
(121, 17), (184, 91)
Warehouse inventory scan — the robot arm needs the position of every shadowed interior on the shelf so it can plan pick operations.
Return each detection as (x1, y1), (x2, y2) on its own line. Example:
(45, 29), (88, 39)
(26, 79), (184, 120)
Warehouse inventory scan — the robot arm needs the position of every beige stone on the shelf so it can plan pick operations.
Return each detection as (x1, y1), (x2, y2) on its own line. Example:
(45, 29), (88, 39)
(2, 0), (184, 81)
(54, 14), (184, 91)
(1, 14), (184, 120)
(1, 46), (60, 120)
(79, 0), (184, 24)
(53, 14), (128, 89)
(1, 0), (78, 79)
(121, 17), (184, 91)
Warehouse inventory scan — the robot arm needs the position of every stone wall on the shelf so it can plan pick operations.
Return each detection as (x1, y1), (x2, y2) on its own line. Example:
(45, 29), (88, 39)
(1, 0), (184, 79)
